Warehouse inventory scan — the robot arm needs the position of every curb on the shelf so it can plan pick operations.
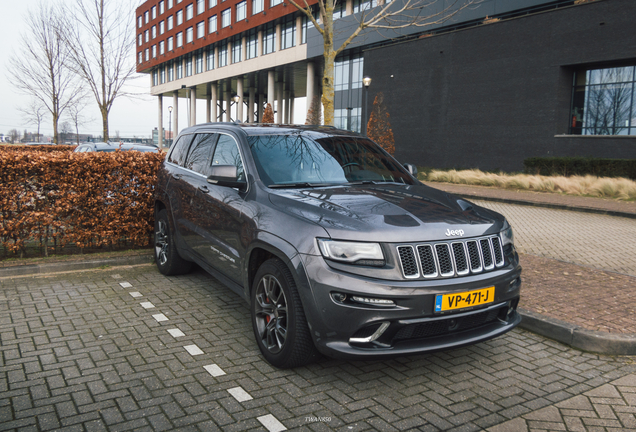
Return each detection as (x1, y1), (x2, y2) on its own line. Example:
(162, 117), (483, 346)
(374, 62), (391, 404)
(0, 254), (154, 279)
(451, 192), (636, 220)
(518, 308), (636, 356)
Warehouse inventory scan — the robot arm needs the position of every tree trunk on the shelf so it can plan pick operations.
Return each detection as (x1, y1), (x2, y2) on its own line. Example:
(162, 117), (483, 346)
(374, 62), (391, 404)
(322, 52), (336, 126)
(102, 106), (109, 142)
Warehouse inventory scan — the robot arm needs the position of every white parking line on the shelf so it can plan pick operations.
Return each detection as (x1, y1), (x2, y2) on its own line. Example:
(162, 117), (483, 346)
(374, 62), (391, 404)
(228, 386), (253, 402)
(167, 328), (185, 337)
(258, 414), (287, 432)
(184, 344), (204, 356)
(119, 282), (132, 288)
(129, 292), (143, 298)
(203, 364), (226, 377)
(152, 314), (169, 322)
(140, 302), (155, 309)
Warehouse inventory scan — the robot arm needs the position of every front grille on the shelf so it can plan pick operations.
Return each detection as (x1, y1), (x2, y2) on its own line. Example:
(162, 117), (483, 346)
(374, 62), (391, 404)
(397, 235), (505, 279)
(393, 308), (502, 342)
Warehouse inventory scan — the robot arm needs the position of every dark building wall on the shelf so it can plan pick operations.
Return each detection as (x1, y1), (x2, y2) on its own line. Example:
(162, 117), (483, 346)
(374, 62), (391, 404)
(363, 0), (636, 171)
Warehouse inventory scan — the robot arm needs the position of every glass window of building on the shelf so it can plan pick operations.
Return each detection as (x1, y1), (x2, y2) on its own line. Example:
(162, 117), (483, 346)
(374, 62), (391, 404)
(281, 15), (295, 49)
(153, 70), (158, 86)
(334, 51), (364, 132)
(176, 9), (183, 25)
(197, 0), (205, 14)
(209, 15), (217, 32)
(333, 0), (345, 19)
(186, 3), (193, 20)
(138, 52), (142, 64)
(177, 0), (183, 3)
(263, 22), (275, 54)
(571, 66), (636, 135)
(159, 20), (165, 34)
(138, 16), (142, 28)
(246, 28), (257, 59)
(159, 0), (165, 14)
(176, 31), (183, 47)
(167, 36), (174, 51)
(195, 52), (203, 73)
(186, 26), (193, 43)
(160, 67), (166, 84)
(145, 30), (149, 42)
(152, 25), (157, 38)
(218, 40), (228, 67)
(159, 40), (165, 55)
(176, 60), (183, 79)
(145, 48), (149, 61)
(152, 6), (157, 19)
(207, 47), (215, 70)
(185, 55), (193, 76)
(253, 0), (263, 14)
(168, 0), (173, 8)
(144, 10), (149, 23)
(167, 15), (174, 29)
(209, 0), (217, 7)
(152, 44), (157, 58)
(138, 34), (142, 46)
(221, 8), (231, 28)
(232, 34), (242, 63)
(271, 0), (282, 7)
(236, 1), (246, 21)
(168, 62), (174, 81)
(197, 21), (205, 38)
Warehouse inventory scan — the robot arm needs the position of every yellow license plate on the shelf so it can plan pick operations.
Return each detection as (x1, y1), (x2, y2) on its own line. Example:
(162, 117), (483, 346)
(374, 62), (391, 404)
(434, 287), (495, 313)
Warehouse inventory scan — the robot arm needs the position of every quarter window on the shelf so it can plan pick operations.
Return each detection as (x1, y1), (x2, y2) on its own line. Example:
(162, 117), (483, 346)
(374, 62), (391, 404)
(571, 66), (636, 135)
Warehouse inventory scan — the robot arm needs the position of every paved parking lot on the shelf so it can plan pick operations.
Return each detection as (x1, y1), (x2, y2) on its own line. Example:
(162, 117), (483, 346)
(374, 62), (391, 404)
(473, 200), (636, 276)
(2, 264), (636, 431)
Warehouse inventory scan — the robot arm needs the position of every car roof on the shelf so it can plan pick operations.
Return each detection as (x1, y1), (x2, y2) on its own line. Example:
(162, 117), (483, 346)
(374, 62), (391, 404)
(177, 123), (365, 140)
(80, 142), (159, 151)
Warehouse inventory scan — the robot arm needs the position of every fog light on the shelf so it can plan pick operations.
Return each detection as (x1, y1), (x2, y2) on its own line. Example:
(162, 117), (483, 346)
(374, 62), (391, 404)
(351, 296), (395, 307)
(332, 293), (347, 303)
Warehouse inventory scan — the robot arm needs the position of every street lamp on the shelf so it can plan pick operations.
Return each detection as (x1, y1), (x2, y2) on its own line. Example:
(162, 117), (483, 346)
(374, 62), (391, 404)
(168, 106), (173, 148)
(363, 77), (372, 135)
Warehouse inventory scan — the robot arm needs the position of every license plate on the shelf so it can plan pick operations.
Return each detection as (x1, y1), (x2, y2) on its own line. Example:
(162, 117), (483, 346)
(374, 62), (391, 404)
(435, 286), (495, 313)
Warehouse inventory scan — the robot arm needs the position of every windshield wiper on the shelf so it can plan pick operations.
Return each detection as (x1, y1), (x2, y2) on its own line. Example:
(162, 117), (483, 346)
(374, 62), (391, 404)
(345, 180), (377, 185)
(268, 182), (334, 189)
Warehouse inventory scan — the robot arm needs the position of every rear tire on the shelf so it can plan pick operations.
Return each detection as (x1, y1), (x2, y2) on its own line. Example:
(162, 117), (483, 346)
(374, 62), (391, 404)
(154, 208), (192, 276)
(251, 258), (319, 368)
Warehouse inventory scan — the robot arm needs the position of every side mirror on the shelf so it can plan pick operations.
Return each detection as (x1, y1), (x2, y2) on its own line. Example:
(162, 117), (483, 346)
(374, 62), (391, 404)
(207, 165), (246, 189)
(403, 163), (418, 177)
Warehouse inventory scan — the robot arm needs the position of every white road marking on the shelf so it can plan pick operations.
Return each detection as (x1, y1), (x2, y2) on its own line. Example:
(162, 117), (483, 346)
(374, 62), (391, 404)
(140, 302), (155, 309)
(129, 292), (143, 298)
(152, 313), (168, 322)
(167, 328), (185, 337)
(203, 364), (226, 377)
(119, 282), (132, 288)
(184, 344), (204, 355)
(258, 414), (286, 432)
(228, 386), (253, 402)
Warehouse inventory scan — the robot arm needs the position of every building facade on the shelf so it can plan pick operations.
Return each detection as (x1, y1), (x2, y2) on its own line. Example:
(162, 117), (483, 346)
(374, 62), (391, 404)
(136, 0), (636, 170)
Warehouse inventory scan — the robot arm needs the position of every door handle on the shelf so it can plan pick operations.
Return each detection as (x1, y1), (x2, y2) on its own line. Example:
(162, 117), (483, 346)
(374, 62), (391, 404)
(198, 185), (210, 193)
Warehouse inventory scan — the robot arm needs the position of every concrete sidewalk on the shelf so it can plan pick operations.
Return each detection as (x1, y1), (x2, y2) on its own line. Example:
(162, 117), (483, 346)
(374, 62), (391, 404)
(1, 184), (635, 356)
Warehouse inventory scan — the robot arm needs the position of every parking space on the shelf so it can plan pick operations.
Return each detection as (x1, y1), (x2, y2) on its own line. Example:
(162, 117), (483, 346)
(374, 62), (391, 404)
(1, 264), (636, 431)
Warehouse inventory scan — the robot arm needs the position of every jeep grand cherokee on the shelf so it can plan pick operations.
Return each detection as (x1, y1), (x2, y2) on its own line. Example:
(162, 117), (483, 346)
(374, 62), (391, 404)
(154, 124), (521, 368)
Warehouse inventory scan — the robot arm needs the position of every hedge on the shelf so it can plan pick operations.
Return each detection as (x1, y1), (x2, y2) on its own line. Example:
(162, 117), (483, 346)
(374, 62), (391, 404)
(0, 149), (165, 257)
(523, 157), (636, 180)
(0, 144), (76, 153)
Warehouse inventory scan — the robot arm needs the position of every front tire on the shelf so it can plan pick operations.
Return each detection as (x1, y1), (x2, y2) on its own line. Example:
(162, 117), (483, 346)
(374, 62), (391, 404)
(154, 208), (192, 276)
(251, 258), (319, 368)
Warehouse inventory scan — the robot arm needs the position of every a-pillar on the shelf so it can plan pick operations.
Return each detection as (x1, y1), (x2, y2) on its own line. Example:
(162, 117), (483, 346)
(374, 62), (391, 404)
(189, 86), (197, 127)
(158, 95), (164, 148)
(276, 80), (283, 124)
(237, 76), (244, 122)
(172, 90), (179, 136)
(210, 82), (218, 122)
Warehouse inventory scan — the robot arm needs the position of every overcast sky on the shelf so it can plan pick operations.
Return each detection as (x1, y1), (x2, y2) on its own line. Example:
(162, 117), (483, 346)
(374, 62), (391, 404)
(0, 0), (179, 140)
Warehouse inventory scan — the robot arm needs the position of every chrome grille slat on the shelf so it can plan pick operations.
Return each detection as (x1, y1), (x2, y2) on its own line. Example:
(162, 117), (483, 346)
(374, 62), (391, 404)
(397, 235), (505, 279)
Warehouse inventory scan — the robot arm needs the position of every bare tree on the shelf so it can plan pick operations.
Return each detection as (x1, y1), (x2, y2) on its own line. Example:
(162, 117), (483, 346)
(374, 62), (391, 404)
(287, 0), (476, 125)
(60, 122), (73, 144)
(66, 99), (92, 145)
(19, 100), (48, 143)
(8, 3), (83, 144)
(8, 129), (20, 144)
(61, 0), (137, 142)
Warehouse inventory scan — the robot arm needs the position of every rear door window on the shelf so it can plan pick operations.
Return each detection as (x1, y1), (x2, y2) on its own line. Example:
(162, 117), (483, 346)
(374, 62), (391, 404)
(184, 133), (218, 176)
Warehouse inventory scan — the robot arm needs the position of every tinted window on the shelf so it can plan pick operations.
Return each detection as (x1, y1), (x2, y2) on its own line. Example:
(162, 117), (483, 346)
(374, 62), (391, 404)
(168, 134), (195, 166)
(184, 133), (217, 175)
(211, 134), (244, 180)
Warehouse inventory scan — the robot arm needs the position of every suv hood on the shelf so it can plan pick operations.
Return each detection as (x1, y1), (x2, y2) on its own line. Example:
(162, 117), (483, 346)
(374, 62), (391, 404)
(268, 183), (505, 243)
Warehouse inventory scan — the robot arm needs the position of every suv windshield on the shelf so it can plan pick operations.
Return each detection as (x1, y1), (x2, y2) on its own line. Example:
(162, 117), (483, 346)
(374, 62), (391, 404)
(247, 134), (415, 187)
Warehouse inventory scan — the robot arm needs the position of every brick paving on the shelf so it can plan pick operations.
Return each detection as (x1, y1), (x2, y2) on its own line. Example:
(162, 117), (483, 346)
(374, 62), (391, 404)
(2, 264), (636, 431)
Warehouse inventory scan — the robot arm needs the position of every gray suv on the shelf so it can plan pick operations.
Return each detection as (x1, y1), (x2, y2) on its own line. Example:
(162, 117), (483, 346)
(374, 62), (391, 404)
(154, 123), (521, 368)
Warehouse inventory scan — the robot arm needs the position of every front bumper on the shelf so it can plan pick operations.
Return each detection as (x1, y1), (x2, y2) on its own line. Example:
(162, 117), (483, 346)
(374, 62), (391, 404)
(300, 254), (522, 360)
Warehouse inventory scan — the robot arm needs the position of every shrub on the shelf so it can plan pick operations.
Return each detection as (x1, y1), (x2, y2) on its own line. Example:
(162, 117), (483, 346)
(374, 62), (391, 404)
(523, 157), (636, 180)
(367, 92), (396, 155)
(262, 103), (275, 124)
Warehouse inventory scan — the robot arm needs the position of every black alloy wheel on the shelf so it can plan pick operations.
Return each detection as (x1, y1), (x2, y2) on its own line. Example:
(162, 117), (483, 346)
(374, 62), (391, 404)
(154, 208), (192, 276)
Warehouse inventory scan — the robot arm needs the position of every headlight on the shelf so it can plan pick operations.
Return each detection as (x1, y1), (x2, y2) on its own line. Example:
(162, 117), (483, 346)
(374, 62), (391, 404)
(317, 239), (385, 267)
(501, 222), (514, 247)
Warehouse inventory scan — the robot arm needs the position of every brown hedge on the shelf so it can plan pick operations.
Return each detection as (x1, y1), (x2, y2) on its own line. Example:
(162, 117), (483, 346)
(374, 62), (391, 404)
(0, 149), (165, 257)
(0, 144), (76, 153)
